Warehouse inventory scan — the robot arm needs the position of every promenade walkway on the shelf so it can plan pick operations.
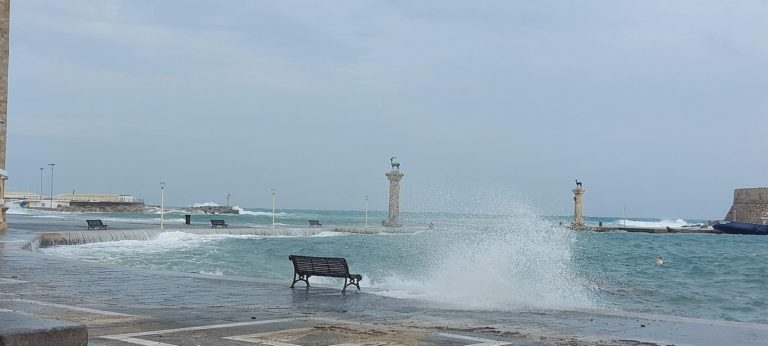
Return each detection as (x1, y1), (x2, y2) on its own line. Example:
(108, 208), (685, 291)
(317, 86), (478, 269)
(2, 216), (768, 345)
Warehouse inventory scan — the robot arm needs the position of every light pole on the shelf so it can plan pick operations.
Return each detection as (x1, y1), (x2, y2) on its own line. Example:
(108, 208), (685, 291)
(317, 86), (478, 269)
(48, 163), (55, 209)
(160, 182), (165, 230)
(39, 167), (43, 200)
(365, 195), (369, 229)
(271, 188), (276, 228)
(623, 206), (627, 227)
(226, 193), (231, 207)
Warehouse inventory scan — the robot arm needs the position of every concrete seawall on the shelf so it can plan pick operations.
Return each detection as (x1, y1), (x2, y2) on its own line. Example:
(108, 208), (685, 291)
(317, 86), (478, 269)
(27, 227), (422, 249)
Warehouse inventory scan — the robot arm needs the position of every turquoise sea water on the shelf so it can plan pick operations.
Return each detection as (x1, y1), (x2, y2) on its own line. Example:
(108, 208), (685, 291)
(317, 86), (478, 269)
(16, 206), (768, 323)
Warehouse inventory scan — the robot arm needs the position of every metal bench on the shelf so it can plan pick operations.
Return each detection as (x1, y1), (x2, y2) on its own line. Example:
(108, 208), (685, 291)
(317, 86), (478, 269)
(210, 219), (228, 228)
(288, 255), (362, 293)
(86, 219), (108, 230)
(308, 219), (322, 228)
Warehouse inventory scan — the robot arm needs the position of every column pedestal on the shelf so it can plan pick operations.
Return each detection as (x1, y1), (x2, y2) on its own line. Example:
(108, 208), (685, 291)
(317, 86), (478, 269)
(572, 186), (586, 229)
(385, 171), (404, 227)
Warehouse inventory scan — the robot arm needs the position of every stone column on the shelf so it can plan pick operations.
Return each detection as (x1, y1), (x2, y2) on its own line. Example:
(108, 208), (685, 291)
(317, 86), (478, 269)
(0, 0), (10, 232)
(385, 170), (404, 227)
(572, 185), (586, 229)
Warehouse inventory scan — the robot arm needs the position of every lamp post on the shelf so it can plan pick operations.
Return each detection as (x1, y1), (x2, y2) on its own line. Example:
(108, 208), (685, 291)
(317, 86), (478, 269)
(271, 188), (276, 228)
(160, 182), (165, 230)
(48, 163), (55, 209)
(365, 195), (369, 228)
(39, 167), (43, 200)
(623, 206), (626, 227)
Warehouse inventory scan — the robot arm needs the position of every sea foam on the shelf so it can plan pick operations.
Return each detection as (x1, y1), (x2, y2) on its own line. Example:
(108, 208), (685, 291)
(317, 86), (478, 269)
(233, 206), (289, 217)
(615, 218), (690, 228)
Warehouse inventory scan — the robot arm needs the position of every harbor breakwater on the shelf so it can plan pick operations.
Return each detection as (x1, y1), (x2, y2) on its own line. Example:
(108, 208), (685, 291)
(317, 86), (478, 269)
(589, 225), (716, 233)
(25, 227), (420, 250)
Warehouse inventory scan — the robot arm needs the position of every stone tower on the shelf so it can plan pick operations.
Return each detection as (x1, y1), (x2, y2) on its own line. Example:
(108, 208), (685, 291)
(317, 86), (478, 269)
(0, 0), (9, 232)
(724, 187), (768, 224)
(385, 158), (404, 227)
(571, 181), (586, 229)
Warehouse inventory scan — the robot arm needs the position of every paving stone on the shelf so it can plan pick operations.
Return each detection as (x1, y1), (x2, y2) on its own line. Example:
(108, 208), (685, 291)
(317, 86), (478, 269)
(0, 311), (87, 346)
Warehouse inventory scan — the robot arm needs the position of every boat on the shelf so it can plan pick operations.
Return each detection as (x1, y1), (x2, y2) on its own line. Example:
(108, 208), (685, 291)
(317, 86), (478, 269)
(712, 221), (768, 235)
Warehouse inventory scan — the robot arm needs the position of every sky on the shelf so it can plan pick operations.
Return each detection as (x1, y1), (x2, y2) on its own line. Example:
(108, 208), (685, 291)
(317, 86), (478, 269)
(6, 0), (768, 219)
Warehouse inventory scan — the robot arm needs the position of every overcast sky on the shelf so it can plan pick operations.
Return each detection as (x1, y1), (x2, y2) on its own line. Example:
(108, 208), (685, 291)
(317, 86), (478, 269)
(6, 1), (767, 219)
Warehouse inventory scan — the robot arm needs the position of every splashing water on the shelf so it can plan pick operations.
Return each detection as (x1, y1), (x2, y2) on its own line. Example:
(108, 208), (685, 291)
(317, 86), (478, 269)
(370, 206), (596, 310)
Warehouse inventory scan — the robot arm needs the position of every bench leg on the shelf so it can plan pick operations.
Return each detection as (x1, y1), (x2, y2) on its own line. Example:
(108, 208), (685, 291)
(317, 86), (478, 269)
(290, 273), (310, 289)
(342, 277), (360, 294)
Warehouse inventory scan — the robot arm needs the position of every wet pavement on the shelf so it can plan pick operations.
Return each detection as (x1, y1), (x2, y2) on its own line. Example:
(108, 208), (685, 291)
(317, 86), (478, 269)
(2, 215), (768, 345)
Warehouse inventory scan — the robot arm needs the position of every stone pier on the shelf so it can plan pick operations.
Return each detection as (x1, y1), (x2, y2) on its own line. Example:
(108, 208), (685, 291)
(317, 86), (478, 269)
(0, 0), (10, 232)
(572, 183), (586, 229)
(385, 170), (404, 227)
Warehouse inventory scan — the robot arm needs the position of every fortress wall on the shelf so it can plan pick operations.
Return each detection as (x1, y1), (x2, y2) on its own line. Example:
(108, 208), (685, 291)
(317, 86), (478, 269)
(725, 188), (768, 224)
(733, 188), (768, 204)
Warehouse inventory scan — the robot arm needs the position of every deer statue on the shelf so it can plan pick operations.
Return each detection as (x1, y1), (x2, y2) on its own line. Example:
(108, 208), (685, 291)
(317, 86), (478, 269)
(390, 156), (400, 171)
(575, 179), (582, 187)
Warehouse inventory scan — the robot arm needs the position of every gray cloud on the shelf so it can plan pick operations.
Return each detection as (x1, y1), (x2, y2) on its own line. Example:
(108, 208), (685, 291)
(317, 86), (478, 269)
(8, 1), (767, 219)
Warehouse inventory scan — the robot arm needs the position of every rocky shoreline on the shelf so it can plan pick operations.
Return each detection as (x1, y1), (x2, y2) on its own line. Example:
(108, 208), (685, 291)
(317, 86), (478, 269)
(185, 206), (239, 214)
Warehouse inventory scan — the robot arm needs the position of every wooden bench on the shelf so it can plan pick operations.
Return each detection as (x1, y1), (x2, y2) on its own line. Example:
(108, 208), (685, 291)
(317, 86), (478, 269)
(288, 255), (362, 293)
(86, 219), (108, 230)
(308, 220), (322, 228)
(210, 219), (228, 228)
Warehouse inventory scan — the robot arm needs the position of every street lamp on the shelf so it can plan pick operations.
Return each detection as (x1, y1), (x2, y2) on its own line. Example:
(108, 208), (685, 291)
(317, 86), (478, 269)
(271, 188), (276, 228)
(48, 163), (55, 209)
(39, 167), (43, 200)
(365, 195), (369, 229)
(623, 206), (627, 227)
(160, 182), (165, 230)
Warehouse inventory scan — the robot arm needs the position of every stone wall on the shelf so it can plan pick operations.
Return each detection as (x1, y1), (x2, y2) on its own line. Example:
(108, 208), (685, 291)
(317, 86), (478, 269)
(724, 188), (768, 224)
(56, 202), (147, 213)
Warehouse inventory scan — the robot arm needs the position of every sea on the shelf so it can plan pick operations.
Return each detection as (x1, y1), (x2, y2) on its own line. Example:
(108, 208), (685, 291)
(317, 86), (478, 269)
(10, 204), (768, 324)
